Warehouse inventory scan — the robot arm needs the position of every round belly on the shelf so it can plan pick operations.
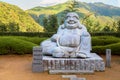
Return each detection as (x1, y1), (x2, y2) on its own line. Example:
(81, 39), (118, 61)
(59, 34), (80, 47)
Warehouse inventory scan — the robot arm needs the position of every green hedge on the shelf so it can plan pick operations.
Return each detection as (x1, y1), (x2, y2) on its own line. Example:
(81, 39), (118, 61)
(0, 32), (55, 37)
(92, 36), (120, 46)
(0, 36), (48, 55)
(92, 36), (120, 55)
(14, 36), (47, 45)
(92, 42), (120, 55)
(1, 32), (120, 37)
(90, 32), (120, 37)
(0, 36), (120, 55)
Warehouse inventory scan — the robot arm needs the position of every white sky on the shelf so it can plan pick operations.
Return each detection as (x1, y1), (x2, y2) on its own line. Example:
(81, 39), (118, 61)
(0, 0), (120, 10)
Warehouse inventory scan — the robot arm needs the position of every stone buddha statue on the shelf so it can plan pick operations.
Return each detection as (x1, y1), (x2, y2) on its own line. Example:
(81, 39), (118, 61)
(41, 12), (92, 58)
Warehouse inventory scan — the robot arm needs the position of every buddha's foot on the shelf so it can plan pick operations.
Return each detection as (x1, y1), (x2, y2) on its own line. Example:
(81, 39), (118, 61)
(76, 52), (87, 58)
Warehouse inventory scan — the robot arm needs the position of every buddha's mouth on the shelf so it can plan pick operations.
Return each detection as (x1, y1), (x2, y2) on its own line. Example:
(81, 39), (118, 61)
(68, 20), (77, 24)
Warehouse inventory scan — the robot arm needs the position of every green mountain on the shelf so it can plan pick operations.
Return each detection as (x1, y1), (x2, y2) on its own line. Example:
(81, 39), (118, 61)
(26, 1), (120, 32)
(88, 2), (120, 17)
(0, 2), (44, 32)
(26, 2), (120, 17)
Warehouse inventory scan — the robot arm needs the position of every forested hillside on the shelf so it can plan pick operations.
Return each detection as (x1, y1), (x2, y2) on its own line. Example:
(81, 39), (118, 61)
(0, 2), (44, 32)
(27, 1), (120, 32)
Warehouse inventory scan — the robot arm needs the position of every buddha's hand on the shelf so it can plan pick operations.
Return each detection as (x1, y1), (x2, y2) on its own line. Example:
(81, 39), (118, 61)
(51, 34), (60, 42)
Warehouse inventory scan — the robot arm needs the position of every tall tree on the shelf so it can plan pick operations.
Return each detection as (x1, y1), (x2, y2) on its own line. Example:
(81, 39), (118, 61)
(43, 14), (58, 32)
(117, 19), (120, 32)
(64, 0), (79, 13)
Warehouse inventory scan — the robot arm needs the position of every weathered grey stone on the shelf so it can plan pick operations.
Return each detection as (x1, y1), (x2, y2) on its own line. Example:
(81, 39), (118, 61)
(62, 75), (77, 78)
(76, 60), (80, 70)
(70, 77), (78, 80)
(60, 60), (65, 70)
(51, 60), (55, 70)
(48, 60), (52, 70)
(100, 62), (105, 71)
(41, 12), (91, 58)
(62, 75), (86, 80)
(43, 60), (48, 71)
(43, 53), (105, 74)
(49, 70), (94, 74)
(55, 60), (60, 70)
(70, 60), (76, 70)
(106, 49), (111, 68)
(32, 64), (44, 72)
(33, 55), (43, 59)
(66, 60), (71, 70)
(32, 46), (44, 72)
(77, 78), (86, 80)
(33, 59), (43, 65)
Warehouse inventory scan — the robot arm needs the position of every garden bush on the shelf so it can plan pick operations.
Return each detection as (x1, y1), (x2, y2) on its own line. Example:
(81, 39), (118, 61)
(0, 36), (48, 55)
(0, 36), (120, 55)
(92, 36), (120, 46)
(92, 42), (120, 55)
(13, 36), (48, 45)
(1, 32), (120, 37)
(92, 36), (120, 55)
(0, 32), (55, 37)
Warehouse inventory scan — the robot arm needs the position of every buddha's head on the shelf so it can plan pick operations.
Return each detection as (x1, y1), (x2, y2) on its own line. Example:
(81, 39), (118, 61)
(64, 12), (81, 29)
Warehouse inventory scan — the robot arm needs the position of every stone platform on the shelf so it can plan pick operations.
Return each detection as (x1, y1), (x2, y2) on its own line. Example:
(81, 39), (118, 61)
(32, 47), (105, 74)
(43, 53), (105, 74)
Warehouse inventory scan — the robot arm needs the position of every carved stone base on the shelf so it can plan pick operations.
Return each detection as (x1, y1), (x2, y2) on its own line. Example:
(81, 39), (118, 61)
(43, 53), (105, 74)
(32, 47), (105, 74)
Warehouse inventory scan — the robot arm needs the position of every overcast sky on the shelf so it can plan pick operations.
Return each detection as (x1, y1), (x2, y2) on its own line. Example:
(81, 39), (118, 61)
(0, 0), (120, 10)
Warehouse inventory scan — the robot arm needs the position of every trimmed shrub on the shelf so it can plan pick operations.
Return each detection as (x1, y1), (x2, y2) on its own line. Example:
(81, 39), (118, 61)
(14, 36), (48, 45)
(0, 37), (37, 54)
(92, 36), (120, 46)
(0, 36), (120, 55)
(0, 32), (55, 37)
(92, 42), (120, 55)
(0, 36), (48, 55)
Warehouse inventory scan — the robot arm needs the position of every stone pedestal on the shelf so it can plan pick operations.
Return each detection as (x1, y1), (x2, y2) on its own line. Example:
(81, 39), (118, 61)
(32, 47), (105, 74)
(43, 53), (105, 74)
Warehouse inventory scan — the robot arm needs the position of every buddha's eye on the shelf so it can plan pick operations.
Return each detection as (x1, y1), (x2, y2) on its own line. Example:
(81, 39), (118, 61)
(73, 16), (79, 19)
(66, 16), (70, 19)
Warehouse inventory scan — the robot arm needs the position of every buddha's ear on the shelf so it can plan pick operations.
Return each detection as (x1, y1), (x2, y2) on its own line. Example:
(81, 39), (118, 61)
(78, 22), (82, 29)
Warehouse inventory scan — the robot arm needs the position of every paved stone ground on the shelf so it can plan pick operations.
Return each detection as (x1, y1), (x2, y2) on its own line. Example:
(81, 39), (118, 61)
(62, 75), (86, 80)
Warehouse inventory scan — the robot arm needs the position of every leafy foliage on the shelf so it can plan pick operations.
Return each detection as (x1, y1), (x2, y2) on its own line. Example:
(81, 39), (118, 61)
(64, 0), (79, 12)
(27, 1), (120, 32)
(0, 36), (120, 55)
(43, 14), (58, 32)
(0, 2), (44, 32)
(92, 36), (120, 55)
(0, 36), (48, 54)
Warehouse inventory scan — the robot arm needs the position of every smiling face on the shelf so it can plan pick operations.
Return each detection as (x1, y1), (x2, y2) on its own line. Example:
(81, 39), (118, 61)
(64, 12), (80, 29)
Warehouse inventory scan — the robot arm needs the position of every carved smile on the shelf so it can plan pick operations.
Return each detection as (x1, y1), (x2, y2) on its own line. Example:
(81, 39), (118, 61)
(68, 21), (77, 24)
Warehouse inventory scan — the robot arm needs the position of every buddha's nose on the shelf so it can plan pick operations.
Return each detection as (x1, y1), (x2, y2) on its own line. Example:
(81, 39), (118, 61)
(69, 17), (74, 20)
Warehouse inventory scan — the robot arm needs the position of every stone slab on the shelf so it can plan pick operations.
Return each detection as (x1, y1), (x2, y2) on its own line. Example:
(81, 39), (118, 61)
(32, 64), (44, 72)
(77, 78), (86, 80)
(62, 75), (77, 78)
(49, 70), (94, 74)
(43, 53), (103, 60)
(43, 53), (105, 74)
(62, 75), (86, 80)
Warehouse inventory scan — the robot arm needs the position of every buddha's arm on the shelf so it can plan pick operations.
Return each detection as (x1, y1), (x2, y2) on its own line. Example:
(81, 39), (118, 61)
(51, 25), (64, 42)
